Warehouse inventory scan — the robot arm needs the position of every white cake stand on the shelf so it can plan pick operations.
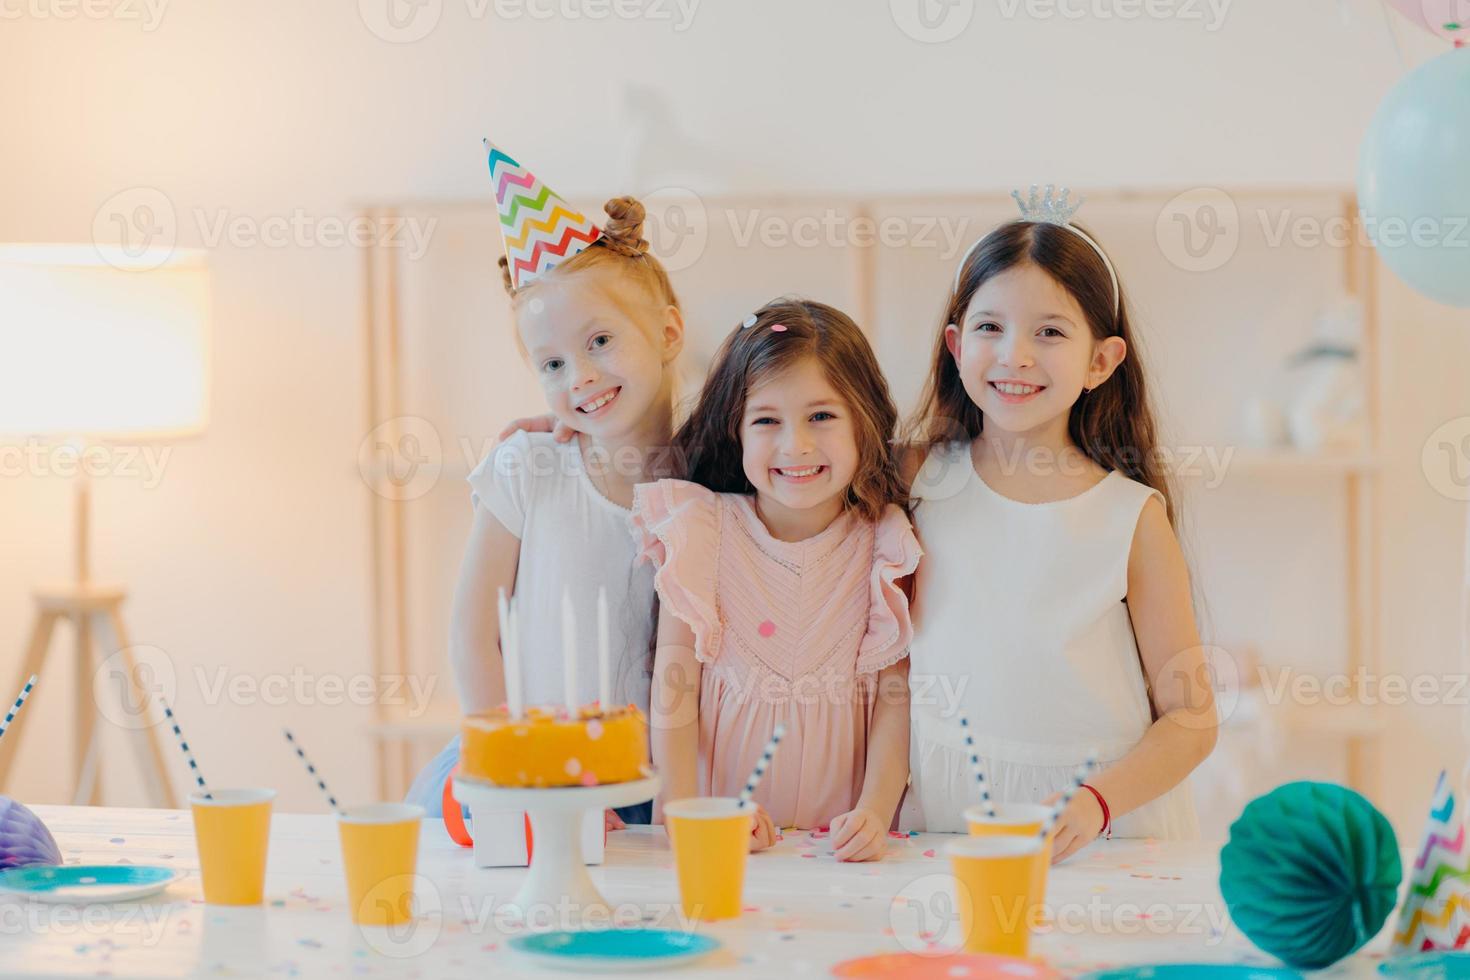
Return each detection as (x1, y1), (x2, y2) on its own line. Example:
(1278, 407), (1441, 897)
(452, 773), (660, 920)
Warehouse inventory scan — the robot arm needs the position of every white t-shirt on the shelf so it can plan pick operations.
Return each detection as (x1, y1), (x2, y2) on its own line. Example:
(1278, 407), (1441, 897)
(468, 431), (656, 715)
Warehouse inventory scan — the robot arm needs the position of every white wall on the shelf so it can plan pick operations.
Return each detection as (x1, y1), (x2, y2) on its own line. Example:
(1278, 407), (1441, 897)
(2, 0), (1468, 834)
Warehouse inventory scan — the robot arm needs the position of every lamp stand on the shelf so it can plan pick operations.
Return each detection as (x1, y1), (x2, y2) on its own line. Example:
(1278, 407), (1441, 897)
(0, 468), (177, 807)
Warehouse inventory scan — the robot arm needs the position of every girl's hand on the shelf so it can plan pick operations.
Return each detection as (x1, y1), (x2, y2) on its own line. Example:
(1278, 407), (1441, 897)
(604, 808), (626, 832)
(1041, 789), (1105, 864)
(830, 806), (887, 862)
(749, 804), (778, 853)
(497, 413), (576, 443)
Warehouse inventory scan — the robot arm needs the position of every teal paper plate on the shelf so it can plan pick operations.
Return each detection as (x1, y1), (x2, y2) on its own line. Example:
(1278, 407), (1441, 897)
(0, 864), (178, 904)
(1081, 968), (1302, 980)
(1379, 952), (1470, 978)
(509, 929), (721, 972)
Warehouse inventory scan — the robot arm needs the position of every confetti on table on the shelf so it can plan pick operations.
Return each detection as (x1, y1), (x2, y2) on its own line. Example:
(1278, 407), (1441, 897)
(922, 849), (936, 858)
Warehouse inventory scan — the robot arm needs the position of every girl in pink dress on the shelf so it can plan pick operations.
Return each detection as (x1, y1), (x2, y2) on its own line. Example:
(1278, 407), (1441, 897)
(631, 299), (920, 863)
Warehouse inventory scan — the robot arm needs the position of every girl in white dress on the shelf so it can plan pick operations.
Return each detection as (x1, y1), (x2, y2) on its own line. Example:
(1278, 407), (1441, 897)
(902, 188), (1217, 860)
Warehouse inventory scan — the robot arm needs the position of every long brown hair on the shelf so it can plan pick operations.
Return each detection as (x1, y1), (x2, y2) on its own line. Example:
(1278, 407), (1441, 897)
(909, 220), (1176, 525)
(498, 195), (679, 311)
(673, 298), (906, 524)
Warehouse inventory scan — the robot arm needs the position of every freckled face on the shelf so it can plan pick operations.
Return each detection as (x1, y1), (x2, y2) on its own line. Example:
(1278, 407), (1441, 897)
(516, 267), (674, 438)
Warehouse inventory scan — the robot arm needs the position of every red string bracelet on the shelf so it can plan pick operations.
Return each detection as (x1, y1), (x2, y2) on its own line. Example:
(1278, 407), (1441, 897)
(1080, 783), (1111, 839)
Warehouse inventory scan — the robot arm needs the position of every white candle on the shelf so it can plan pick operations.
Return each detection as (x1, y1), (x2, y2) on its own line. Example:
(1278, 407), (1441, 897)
(597, 586), (611, 709)
(498, 587), (523, 720)
(561, 589), (578, 713)
(508, 601), (524, 720)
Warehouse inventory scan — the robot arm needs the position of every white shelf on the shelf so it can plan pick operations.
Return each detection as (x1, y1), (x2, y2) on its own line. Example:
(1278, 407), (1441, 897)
(366, 702), (461, 741)
(1280, 701), (1385, 738)
(1171, 448), (1381, 480)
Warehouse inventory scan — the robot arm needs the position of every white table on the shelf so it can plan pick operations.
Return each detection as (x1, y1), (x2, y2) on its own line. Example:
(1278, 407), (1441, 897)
(0, 805), (1398, 979)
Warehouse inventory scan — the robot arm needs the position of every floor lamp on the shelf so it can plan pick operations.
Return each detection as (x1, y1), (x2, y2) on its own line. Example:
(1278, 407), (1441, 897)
(0, 244), (211, 807)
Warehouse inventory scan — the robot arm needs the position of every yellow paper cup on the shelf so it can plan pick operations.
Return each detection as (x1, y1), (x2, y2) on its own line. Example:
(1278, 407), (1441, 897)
(964, 803), (1056, 916)
(664, 797), (754, 921)
(190, 788), (275, 905)
(338, 803), (424, 926)
(947, 835), (1045, 957)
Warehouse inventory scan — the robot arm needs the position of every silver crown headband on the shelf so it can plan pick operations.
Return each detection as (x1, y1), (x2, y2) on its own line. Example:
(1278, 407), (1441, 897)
(951, 185), (1121, 318)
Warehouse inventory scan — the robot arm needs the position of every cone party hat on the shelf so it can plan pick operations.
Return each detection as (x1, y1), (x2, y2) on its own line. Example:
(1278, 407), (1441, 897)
(485, 139), (601, 290)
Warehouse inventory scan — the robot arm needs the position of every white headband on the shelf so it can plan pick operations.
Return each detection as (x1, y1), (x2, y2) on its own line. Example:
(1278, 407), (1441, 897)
(951, 185), (1120, 318)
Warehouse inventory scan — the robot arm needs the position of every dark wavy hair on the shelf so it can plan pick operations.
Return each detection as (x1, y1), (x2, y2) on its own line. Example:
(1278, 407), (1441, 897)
(672, 298), (906, 523)
(908, 219), (1175, 526)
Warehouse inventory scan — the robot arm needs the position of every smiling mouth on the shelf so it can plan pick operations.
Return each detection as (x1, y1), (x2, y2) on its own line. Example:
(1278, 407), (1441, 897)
(576, 387), (621, 416)
(989, 381), (1046, 403)
(772, 465), (827, 483)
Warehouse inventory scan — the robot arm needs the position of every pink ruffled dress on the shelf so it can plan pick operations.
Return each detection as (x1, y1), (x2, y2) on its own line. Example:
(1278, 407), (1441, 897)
(631, 479), (921, 830)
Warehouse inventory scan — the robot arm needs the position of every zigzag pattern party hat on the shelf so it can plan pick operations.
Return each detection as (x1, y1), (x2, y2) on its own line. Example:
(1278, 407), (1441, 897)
(1391, 770), (1470, 954)
(485, 139), (601, 290)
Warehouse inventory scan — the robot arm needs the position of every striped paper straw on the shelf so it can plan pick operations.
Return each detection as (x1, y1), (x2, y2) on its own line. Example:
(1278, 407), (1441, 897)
(1040, 753), (1098, 839)
(738, 722), (786, 809)
(284, 728), (341, 814)
(160, 698), (211, 799)
(958, 715), (996, 818)
(0, 675), (37, 743)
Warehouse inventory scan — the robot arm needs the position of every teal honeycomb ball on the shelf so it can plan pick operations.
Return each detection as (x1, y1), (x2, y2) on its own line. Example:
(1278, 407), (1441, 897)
(1219, 781), (1401, 970)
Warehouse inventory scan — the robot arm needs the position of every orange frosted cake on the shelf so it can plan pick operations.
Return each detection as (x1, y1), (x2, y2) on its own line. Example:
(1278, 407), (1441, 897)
(460, 704), (650, 788)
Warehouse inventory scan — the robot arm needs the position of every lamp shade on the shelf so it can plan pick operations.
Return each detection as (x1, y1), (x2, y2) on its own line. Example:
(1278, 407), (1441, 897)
(0, 244), (210, 440)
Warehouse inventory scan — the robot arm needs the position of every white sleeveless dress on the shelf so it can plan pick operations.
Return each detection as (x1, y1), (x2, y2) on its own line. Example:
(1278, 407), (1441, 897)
(900, 440), (1198, 839)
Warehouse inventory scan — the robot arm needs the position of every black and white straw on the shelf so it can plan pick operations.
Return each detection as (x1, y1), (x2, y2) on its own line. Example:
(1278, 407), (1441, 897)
(284, 728), (341, 814)
(738, 723), (787, 809)
(1040, 753), (1098, 839)
(160, 698), (211, 799)
(959, 715), (996, 818)
(0, 674), (37, 743)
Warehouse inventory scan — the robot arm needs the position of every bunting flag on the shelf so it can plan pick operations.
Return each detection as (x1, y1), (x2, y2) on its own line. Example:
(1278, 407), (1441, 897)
(1392, 770), (1470, 953)
(484, 139), (601, 290)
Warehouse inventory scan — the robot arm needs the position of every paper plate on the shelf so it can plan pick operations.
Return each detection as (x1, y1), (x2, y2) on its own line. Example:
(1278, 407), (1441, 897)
(1379, 952), (1470, 978)
(1080, 967), (1302, 980)
(832, 952), (1063, 979)
(509, 928), (721, 972)
(0, 864), (178, 903)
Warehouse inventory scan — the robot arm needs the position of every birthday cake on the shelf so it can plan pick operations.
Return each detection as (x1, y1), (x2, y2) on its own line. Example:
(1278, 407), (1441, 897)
(460, 704), (649, 789)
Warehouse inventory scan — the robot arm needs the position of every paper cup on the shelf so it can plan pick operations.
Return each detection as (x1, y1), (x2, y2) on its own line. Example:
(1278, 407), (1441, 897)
(947, 835), (1045, 957)
(964, 803), (1056, 915)
(338, 803), (424, 926)
(664, 797), (754, 921)
(963, 802), (1051, 837)
(190, 788), (275, 905)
